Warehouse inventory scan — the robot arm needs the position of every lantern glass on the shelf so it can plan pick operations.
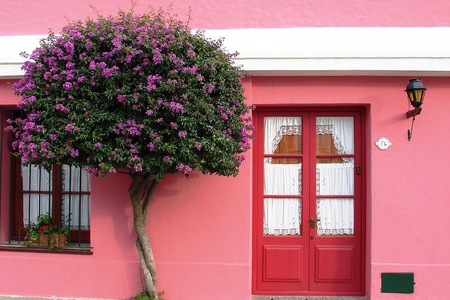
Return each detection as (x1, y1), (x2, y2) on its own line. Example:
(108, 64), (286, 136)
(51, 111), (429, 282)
(407, 89), (425, 108)
(405, 78), (426, 108)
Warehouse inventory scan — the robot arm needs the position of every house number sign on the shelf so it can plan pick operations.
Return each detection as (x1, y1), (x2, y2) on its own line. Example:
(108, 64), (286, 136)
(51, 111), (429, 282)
(376, 137), (392, 150)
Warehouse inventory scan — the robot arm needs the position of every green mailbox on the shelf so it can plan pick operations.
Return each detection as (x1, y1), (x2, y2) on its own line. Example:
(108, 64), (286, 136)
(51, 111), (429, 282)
(381, 272), (415, 293)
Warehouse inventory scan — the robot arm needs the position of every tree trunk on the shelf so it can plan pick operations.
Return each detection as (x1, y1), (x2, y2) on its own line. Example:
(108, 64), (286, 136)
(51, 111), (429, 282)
(129, 173), (160, 299)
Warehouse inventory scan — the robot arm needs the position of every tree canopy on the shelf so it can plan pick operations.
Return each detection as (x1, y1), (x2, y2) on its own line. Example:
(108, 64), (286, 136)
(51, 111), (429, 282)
(8, 9), (253, 180)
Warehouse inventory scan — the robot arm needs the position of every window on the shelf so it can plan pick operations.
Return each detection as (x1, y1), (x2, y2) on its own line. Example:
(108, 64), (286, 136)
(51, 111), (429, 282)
(0, 110), (91, 252)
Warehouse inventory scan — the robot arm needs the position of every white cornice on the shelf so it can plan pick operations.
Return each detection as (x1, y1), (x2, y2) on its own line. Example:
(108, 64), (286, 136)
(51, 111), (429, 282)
(203, 27), (450, 76)
(2, 27), (450, 78)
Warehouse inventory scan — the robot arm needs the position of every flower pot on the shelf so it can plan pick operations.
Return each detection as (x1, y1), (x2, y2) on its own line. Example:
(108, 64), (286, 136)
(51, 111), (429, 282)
(34, 234), (67, 247)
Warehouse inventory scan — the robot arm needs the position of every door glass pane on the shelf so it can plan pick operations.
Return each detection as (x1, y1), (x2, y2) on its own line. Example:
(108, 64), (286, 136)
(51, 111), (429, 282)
(265, 164), (302, 195)
(264, 198), (301, 236)
(263, 117), (303, 236)
(264, 117), (302, 155)
(316, 161), (354, 196)
(316, 198), (354, 236)
(316, 117), (354, 155)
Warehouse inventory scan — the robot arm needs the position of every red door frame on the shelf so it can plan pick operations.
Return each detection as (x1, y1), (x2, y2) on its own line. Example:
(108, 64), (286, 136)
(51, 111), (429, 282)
(252, 106), (366, 296)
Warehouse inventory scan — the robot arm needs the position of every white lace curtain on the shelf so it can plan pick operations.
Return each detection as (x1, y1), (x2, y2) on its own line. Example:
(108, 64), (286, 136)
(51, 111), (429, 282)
(264, 117), (302, 235)
(263, 116), (354, 236)
(61, 165), (91, 230)
(316, 163), (354, 235)
(264, 164), (302, 235)
(22, 165), (90, 230)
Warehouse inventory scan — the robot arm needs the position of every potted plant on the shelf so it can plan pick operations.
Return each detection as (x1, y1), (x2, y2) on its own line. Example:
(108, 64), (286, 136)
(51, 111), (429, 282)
(25, 213), (69, 249)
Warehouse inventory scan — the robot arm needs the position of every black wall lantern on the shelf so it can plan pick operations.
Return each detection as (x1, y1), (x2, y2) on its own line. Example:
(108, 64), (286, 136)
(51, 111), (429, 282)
(405, 78), (426, 141)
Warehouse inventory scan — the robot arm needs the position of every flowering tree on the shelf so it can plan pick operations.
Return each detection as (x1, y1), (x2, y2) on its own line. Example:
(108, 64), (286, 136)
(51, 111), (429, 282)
(7, 8), (252, 299)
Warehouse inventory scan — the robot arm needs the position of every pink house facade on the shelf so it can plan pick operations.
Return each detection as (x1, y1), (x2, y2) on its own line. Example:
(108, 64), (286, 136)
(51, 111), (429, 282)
(1, 1), (450, 299)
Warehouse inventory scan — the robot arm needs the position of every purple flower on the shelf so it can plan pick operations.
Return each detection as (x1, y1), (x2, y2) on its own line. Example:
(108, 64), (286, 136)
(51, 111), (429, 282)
(24, 122), (35, 130)
(117, 95), (126, 103)
(147, 74), (162, 91)
(55, 103), (70, 113)
(207, 83), (215, 94)
(153, 52), (163, 64)
(64, 42), (74, 54)
(176, 163), (192, 175)
(134, 164), (143, 172)
(170, 102), (184, 113)
(65, 124), (74, 132)
(145, 109), (153, 115)
(183, 66), (198, 74)
(63, 82), (72, 90)
(94, 142), (101, 148)
(89, 61), (96, 70)
(70, 148), (79, 157)
(178, 131), (187, 138)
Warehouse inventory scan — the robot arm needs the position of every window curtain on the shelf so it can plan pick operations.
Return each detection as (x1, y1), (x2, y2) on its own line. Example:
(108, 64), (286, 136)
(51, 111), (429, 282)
(263, 116), (355, 236)
(264, 117), (302, 156)
(264, 117), (302, 235)
(22, 165), (90, 229)
(316, 163), (354, 235)
(264, 164), (302, 235)
(316, 117), (354, 235)
(22, 165), (52, 225)
(61, 165), (91, 230)
(316, 116), (354, 154)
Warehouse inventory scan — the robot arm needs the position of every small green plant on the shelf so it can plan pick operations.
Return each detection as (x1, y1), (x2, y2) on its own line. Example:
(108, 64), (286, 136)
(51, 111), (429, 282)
(131, 291), (164, 300)
(25, 213), (70, 249)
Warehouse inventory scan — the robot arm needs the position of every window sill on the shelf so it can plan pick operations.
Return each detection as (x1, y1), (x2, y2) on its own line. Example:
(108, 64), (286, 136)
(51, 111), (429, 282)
(0, 242), (93, 255)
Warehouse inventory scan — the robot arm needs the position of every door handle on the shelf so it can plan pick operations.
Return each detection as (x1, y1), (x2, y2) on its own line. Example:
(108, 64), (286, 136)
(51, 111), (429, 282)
(309, 218), (320, 229)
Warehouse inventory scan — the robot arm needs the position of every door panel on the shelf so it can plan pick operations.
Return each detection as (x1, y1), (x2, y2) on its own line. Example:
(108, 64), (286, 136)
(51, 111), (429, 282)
(314, 246), (355, 282)
(254, 109), (365, 296)
(263, 245), (305, 282)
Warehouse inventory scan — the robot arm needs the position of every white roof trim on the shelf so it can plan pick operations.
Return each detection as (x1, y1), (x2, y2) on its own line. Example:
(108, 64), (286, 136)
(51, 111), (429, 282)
(2, 27), (450, 77)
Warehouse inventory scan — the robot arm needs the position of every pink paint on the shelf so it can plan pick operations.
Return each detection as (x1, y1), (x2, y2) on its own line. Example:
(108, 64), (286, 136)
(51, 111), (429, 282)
(0, 80), (19, 107)
(1, 0), (450, 35)
(1, 74), (450, 299)
(1, 0), (450, 298)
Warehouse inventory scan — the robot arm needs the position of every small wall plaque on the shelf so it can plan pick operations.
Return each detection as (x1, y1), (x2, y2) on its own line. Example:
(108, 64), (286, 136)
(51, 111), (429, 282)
(376, 137), (392, 150)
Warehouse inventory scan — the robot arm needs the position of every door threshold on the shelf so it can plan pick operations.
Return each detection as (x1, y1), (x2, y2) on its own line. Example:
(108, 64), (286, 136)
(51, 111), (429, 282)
(253, 296), (368, 300)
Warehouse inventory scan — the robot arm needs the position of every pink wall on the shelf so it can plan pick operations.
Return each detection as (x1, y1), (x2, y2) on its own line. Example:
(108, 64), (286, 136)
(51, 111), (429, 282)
(0, 155), (253, 299)
(2, 0), (450, 35)
(1, 73), (450, 299)
(1, 0), (450, 299)
(0, 81), (19, 107)
(251, 76), (450, 300)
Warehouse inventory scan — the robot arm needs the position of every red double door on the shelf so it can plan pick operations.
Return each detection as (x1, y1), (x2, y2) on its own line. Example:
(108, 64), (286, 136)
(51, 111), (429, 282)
(253, 109), (365, 296)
